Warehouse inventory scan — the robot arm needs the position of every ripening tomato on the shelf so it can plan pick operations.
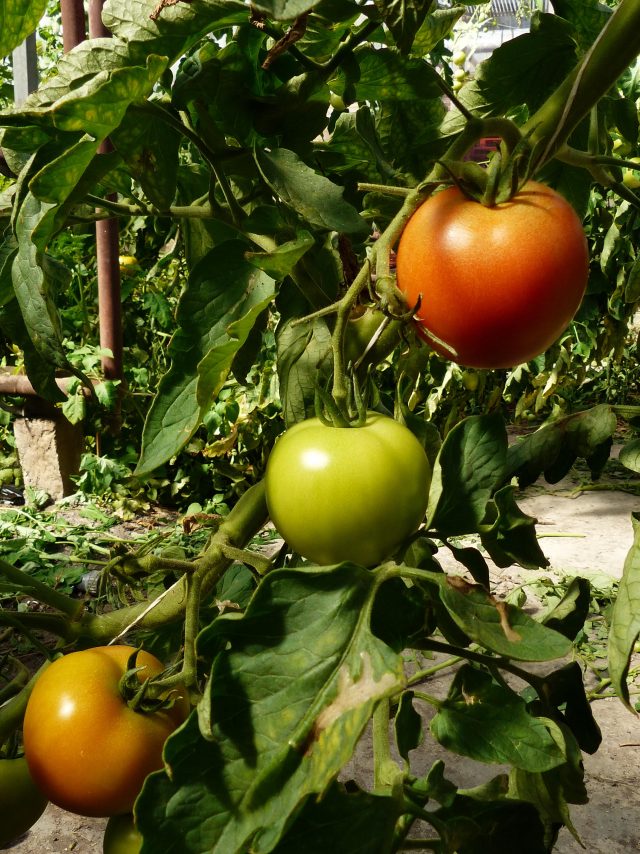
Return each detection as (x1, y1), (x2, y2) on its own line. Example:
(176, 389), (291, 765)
(103, 813), (142, 853)
(265, 413), (431, 566)
(0, 757), (48, 847)
(395, 181), (589, 369)
(23, 645), (189, 817)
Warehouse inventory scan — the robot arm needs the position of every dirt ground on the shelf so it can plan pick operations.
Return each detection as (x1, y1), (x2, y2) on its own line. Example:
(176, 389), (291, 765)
(3, 458), (640, 853)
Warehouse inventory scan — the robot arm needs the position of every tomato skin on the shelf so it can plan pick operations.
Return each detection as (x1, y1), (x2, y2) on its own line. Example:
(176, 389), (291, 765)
(265, 413), (431, 566)
(103, 814), (142, 853)
(0, 757), (48, 846)
(344, 307), (385, 366)
(396, 181), (589, 369)
(23, 645), (189, 818)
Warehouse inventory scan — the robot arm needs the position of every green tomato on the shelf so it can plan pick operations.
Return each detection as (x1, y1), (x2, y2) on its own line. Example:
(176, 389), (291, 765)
(461, 369), (479, 392)
(452, 49), (467, 67)
(265, 413), (431, 566)
(622, 157), (640, 189)
(103, 814), (142, 853)
(0, 757), (48, 847)
(329, 91), (346, 111)
(344, 307), (385, 366)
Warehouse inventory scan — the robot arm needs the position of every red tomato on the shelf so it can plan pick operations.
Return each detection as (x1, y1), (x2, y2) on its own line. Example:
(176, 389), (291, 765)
(395, 181), (589, 369)
(23, 645), (189, 817)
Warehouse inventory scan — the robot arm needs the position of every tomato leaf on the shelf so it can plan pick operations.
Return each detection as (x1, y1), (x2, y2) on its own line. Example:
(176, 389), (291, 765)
(136, 241), (276, 475)
(608, 513), (640, 711)
(507, 723), (588, 849)
(411, 7), (466, 56)
(249, 0), (321, 21)
(372, 0), (433, 55)
(538, 661), (601, 755)
(337, 46), (442, 103)
(244, 232), (315, 279)
(479, 485), (549, 570)
(110, 107), (180, 210)
(430, 665), (565, 772)
(504, 404), (617, 488)
(255, 147), (368, 235)
(618, 437), (640, 473)
(276, 315), (333, 426)
(540, 577), (591, 643)
(272, 782), (400, 853)
(426, 413), (507, 536)
(136, 564), (404, 853)
(0, 0), (47, 60)
(102, 0), (247, 61)
(433, 794), (547, 853)
(394, 690), (423, 763)
(439, 579), (572, 661)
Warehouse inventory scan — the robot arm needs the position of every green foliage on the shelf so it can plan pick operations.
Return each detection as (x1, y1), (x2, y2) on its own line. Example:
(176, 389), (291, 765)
(2, 0), (640, 851)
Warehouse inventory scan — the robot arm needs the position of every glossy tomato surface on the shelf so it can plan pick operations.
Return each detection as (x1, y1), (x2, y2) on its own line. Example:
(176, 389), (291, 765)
(103, 813), (142, 853)
(395, 181), (589, 369)
(23, 645), (189, 818)
(265, 413), (430, 566)
(0, 757), (48, 847)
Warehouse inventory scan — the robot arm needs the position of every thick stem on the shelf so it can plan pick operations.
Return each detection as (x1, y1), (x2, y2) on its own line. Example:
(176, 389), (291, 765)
(0, 661), (51, 745)
(372, 698), (394, 790)
(524, 0), (640, 169)
(0, 559), (83, 619)
(75, 481), (268, 644)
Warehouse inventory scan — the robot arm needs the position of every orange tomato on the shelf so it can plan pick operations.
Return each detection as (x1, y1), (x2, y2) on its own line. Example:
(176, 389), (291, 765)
(396, 181), (589, 369)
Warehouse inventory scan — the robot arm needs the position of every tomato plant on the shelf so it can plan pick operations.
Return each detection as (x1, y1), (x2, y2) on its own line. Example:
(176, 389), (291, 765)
(395, 181), (590, 369)
(22, 646), (189, 817)
(103, 814), (142, 854)
(3, 0), (640, 852)
(0, 756), (48, 847)
(264, 413), (430, 566)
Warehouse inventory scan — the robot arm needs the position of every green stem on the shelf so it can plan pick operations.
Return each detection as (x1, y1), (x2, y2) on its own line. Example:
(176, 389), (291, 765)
(524, 0), (640, 170)
(320, 18), (381, 74)
(372, 698), (395, 790)
(0, 657), (30, 704)
(421, 638), (544, 693)
(357, 183), (413, 197)
(75, 481), (268, 644)
(406, 656), (462, 687)
(84, 194), (216, 220)
(0, 661), (51, 745)
(0, 558), (83, 620)
(411, 689), (443, 709)
(0, 611), (78, 645)
(331, 187), (426, 409)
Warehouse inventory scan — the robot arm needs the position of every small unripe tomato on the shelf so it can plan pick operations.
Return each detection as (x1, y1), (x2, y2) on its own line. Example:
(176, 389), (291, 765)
(0, 757), (48, 847)
(461, 370), (479, 392)
(622, 158), (640, 189)
(103, 813), (142, 853)
(118, 255), (139, 275)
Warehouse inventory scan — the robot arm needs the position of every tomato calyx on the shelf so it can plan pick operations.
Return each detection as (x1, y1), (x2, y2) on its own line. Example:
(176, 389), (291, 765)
(314, 373), (368, 428)
(430, 117), (539, 208)
(118, 648), (183, 715)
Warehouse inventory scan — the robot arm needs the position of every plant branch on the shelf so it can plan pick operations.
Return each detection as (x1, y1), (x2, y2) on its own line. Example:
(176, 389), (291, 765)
(75, 481), (269, 644)
(0, 558), (83, 620)
(420, 638), (545, 693)
(524, 0), (640, 170)
(0, 661), (51, 745)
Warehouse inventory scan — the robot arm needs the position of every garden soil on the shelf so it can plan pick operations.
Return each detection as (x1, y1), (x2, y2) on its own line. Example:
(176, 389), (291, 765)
(4, 456), (640, 853)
